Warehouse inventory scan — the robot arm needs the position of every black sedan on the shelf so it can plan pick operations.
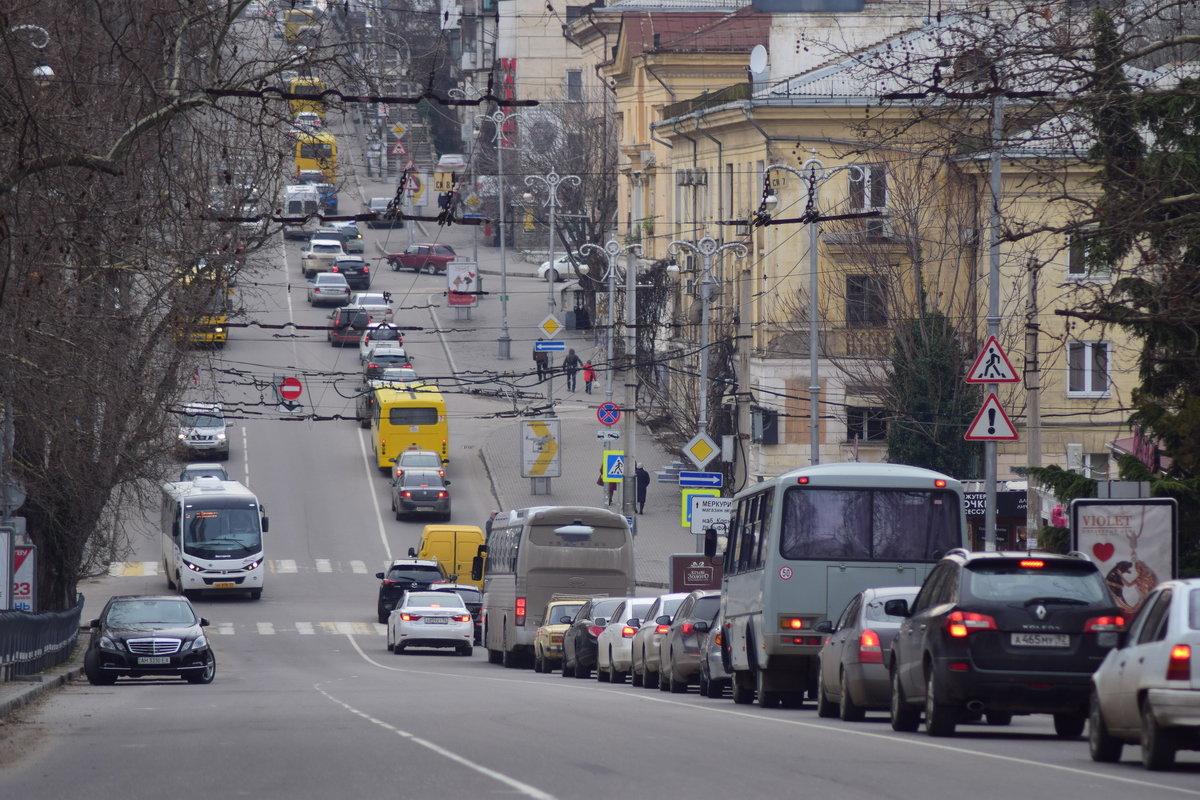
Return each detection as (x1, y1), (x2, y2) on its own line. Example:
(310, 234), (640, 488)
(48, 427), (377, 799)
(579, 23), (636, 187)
(84, 595), (215, 685)
(390, 468), (451, 521)
(561, 596), (632, 679)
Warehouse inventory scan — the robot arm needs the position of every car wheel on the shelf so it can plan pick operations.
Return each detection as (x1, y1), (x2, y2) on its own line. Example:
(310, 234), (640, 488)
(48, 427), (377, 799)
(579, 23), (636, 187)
(186, 651), (216, 684)
(986, 711), (1013, 726)
(487, 648), (503, 665)
(391, 261), (400, 272)
(561, 650), (572, 678)
(395, 642), (406, 654)
(533, 649), (544, 673)
(644, 665), (659, 691)
(924, 670), (957, 737)
(501, 633), (519, 669)
(890, 668), (921, 732)
(630, 658), (644, 687)
(1088, 692), (1124, 763)
(378, 608), (389, 625)
(1140, 700), (1176, 770)
(459, 645), (472, 657)
(248, 589), (262, 600)
(839, 669), (866, 722)
(575, 658), (591, 679)
(731, 671), (755, 705)
(611, 665), (627, 685)
(755, 666), (780, 708)
(547, 269), (559, 283)
(669, 669), (688, 694)
(816, 677), (838, 718)
(394, 507), (403, 521)
(84, 650), (116, 686)
(1053, 712), (1086, 739)
(659, 666), (671, 692)
(596, 659), (609, 683)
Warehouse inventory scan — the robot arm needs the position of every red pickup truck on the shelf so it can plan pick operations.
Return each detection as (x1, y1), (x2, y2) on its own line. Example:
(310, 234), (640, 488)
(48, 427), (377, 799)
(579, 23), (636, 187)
(385, 243), (457, 274)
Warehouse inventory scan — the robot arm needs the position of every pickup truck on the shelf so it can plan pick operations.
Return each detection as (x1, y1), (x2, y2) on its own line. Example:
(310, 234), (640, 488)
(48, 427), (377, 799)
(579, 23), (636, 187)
(385, 243), (457, 275)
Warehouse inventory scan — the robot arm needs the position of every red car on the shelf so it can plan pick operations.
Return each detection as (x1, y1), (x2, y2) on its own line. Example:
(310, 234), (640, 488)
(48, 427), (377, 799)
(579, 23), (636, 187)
(386, 243), (457, 274)
(327, 306), (370, 347)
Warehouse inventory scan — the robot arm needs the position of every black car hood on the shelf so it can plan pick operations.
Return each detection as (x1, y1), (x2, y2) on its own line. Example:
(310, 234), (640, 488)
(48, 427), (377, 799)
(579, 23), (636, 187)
(103, 623), (202, 641)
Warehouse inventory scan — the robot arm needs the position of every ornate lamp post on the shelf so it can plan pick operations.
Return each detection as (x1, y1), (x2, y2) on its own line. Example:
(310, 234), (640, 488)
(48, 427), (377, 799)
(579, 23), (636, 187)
(475, 109), (524, 358)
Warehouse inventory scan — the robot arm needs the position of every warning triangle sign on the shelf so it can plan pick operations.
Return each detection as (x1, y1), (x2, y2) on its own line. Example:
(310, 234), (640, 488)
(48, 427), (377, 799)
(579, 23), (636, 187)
(965, 393), (1019, 441)
(966, 336), (1019, 383)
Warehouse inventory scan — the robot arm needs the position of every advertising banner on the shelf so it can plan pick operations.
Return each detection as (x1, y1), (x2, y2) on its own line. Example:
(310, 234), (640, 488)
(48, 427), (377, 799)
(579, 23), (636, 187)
(1071, 498), (1176, 617)
(447, 260), (478, 307)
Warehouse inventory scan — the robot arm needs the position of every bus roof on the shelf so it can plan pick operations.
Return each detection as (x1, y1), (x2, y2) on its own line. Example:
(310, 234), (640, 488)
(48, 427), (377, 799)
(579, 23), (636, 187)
(498, 505), (631, 528)
(763, 462), (963, 489)
(163, 478), (257, 501)
(374, 383), (445, 403)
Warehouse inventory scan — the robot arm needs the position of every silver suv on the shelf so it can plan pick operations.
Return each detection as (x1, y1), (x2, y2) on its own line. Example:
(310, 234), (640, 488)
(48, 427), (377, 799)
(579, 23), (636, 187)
(177, 403), (230, 460)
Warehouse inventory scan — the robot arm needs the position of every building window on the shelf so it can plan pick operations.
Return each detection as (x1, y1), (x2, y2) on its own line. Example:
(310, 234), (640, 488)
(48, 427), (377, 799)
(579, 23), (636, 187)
(1067, 341), (1110, 396)
(848, 164), (887, 210)
(566, 70), (582, 101)
(1066, 232), (1109, 279)
(846, 406), (888, 442)
(846, 275), (887, 328)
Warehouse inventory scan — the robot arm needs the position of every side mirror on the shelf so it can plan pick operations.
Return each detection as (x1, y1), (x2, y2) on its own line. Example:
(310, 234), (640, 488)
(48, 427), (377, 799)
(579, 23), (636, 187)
(375, 572), (385, 580)
(813, 620), (834, 633)
(444, 479), (451, 486)
(200, 618), (210, 627)
(89, 618), (100, 628)
(261, 516), (269, 533)
(656, 614), (671, 625)
(694, 621), (710, 634)
(627, 618), (640, 628)
(407, 547), (416, 557)
(447, 573), (458, 582)
(470, 556), (484, 581)
(703, 527), (719, 558)
(594, 618), (607, 627)
(558, 615), (573, 624)
(884, 599), (911, 618)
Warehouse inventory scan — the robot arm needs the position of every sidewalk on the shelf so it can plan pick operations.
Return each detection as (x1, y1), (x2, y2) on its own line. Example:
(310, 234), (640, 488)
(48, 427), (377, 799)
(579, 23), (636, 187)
(0, 635), (86, 720)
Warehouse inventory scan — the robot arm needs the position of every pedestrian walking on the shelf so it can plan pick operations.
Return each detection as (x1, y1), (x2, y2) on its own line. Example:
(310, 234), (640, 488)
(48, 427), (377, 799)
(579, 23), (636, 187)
(597, 466), (616, 506)
(562, 348), (582, 391)
(582, 361), (596, 394)
(485, 509), (499, 537)
(533, 338), (549, 381)
(635, 464), (650, 514)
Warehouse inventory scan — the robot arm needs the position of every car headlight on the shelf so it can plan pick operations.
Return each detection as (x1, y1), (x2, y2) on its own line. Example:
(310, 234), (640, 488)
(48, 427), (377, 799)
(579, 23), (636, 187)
(99, 635), (124, 652)
(178, 433), (188, 441)
(182, 634), (208, 652)
(215, 432), (226, 441)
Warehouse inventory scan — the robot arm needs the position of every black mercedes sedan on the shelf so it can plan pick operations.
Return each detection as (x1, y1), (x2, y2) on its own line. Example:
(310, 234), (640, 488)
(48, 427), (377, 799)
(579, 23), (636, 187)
(84, 595), (215, 685)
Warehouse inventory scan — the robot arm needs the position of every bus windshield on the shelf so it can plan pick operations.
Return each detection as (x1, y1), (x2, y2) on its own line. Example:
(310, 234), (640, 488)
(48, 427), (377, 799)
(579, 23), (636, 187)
(779, 487), (960, 561)
(183, 502), (262, 559)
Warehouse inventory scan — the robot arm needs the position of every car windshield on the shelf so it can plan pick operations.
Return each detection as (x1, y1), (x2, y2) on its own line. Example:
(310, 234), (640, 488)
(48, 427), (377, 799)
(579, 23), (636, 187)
(375, 368), (418, 383)
(183, 412), (223, 428)
(404, 592), (465, 609)
(182, 501), (262, 558)
(964, 562), (1108, 604)
(444, 587), (482, 604)
(386, 566), (444, 582)
(545, 603), (583, 624)
(366, 327), (400, 342)
(623, 599), (653, 622)
(311, 243), (341, 253)
(179, 465), (228, 481)
(399, 451), (441, 468)
(400, 471), (446, 488)
(317, 276), (347, 286)
(354, 294), (388, 306)
(105, 599), (197, 627)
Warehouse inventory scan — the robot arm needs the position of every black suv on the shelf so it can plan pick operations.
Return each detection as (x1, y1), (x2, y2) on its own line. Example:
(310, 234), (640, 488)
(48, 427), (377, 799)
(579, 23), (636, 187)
(374, 559), (449, 623)
(887, 549), (1124, 738)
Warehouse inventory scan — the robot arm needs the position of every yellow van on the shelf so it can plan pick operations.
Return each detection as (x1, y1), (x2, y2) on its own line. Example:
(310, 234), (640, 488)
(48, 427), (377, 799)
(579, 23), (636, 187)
(410, 525), (486, 590)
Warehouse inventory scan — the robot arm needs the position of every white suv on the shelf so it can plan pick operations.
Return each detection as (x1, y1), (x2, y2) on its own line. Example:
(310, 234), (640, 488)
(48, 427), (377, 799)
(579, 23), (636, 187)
(177, 403), (230, 460)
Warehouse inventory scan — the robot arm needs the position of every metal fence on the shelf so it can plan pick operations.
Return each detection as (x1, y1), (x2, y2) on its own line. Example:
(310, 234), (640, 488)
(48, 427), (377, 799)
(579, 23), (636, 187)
(0, 597), (83, 681)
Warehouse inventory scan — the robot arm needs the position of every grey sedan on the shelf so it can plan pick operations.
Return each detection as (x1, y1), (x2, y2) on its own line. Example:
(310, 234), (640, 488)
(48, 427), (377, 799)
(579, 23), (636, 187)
(307, 272), (351, 306)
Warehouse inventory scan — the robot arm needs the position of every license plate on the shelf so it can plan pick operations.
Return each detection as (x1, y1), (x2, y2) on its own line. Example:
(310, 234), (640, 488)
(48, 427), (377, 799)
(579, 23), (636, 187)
(213, 582), (236, 589)
(425, 617), (448, 625)
(137, 656), (171, 665)
(1011, 632), (1070, 647)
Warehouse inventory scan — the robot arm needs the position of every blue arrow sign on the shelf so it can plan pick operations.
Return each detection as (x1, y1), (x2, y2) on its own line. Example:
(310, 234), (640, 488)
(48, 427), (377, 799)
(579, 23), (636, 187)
(678, 471), (723, 488)
(534, 340), (566, 352)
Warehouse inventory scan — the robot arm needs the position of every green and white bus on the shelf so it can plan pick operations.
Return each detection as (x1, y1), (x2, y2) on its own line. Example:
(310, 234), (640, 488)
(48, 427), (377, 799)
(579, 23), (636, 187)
(720, 462), (967, 707)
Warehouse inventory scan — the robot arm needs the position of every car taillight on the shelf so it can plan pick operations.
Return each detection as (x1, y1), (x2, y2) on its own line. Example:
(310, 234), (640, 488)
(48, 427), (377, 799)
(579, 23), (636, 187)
(655, 624), (669, 634)
(779, 616), (805, 631)
(401, 491), (412, 498)
(400, 613), (420, 621)
(858, 629), (884, 664)
(681, 623), (695, 634)
(454, 614), (472, 623)
(331, 266), (339, 272)
(1167, 644), (1191, 681)
(1084, 615), (1127, 632)
(363, 266), (370, 274)
(437, 491), (448, 498)
(587, 625), (605, 638)
(381, 579), (396, 587)
(1019, 559), (1044, 568)
(714, 632), (723, 646)
(621, 626), (637, 637)
(515, 597), (526, 627)
(946, 610), (997, 638)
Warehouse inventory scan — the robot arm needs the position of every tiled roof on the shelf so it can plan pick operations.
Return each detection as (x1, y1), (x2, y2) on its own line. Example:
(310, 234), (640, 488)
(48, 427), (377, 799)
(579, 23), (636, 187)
(619, 7), (770, 56)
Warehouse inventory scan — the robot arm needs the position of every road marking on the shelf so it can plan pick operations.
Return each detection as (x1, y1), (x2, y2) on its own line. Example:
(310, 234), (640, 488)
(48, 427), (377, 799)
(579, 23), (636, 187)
(295, 622), (315, 635)
(275, 559), (298, 574)
(315, 559), (332, 572)
(108, 561), (159, 577)
(358, 428), (393, 562)
(216, 622), (235, 636)
(256, 622), (275, 635)
(350, 560), (367, 574)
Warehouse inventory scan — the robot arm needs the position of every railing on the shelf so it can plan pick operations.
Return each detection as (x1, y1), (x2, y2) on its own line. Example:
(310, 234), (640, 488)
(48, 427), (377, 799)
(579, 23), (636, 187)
(0, 597), (83, 681)
(662, 83), (752, 120)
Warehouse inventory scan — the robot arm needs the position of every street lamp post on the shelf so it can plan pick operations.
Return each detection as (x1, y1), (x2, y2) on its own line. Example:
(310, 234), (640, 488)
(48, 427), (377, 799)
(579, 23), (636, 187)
(476, 109), (524, 359)
(7, 24), (53, 83)
(525, 171), (581, 409)
(667, 237), (748, 450)
(580, 240), (642, 520)
(762, 160), (862, 466)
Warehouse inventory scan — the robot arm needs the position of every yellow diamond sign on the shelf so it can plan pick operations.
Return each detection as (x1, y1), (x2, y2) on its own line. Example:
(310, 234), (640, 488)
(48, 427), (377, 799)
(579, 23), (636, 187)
(539, 314), (563, 338)
(684, 433), (718, 469)
(391, 123), (407, 138)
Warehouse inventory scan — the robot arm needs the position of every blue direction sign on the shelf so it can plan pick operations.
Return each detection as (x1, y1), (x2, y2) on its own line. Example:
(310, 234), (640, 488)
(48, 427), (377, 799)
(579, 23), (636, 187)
(678, 471), (723, 488)
(596, 402), (621, 426)
(534, 340), (565, 352)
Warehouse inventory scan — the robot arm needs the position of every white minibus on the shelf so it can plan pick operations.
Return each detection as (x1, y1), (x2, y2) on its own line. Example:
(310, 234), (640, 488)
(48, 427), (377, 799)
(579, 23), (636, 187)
(161, 477), (268, 600)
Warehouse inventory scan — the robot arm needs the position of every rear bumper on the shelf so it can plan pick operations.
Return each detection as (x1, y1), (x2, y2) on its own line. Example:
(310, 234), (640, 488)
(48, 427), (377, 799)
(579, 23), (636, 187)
(934, 660), (1092, 713)
(1148, 688), (1200, 728)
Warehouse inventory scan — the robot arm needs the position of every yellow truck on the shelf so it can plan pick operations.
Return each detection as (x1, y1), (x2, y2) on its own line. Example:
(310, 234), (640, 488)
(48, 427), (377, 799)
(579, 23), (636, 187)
(410, 525), (486, 589)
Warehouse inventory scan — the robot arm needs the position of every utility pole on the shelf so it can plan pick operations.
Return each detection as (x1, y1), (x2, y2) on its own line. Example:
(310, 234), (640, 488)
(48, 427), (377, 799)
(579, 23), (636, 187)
(476, 109), (524, 359)
(1024, 258), (1042, 545)
(984, 95), (1004, 551)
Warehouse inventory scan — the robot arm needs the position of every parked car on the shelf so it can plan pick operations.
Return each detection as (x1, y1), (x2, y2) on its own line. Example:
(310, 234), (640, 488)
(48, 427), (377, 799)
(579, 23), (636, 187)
(561, 596), (632, 679)
(390, 467), (451, 521)
(327, 305), (370, 346)
(887, 549), (1125, 738)
(356, 368), (420, 428)
(310, 226), (363, 256)
(698, 609), (731, 699)
(178, 463), (229, 482)
(359, 322), (405, 364)
(329, 256), (371, 290)
(386, 590), (473, 655)
(1089, 577), (1200, 770)
(391, 448), (444, 480)
(815, 586), (920, 721)
(176, 402), (230, 460)
(533, 598), (587, 673)
(374, 558), (449, 623)
(431, 583), (484, 645)
(301, 238), (345, 278)
(386, 243), (457, 274)
(595, 597), (654, 684)
(657, 589), (722, 693)
(538, 253), (574, 282)
(365, 196), (404, 229)
(630, 592), (689, 689)
(306, 272), (351, 306)
(84, 595), (215, 685)
(348, 291), (394, 323)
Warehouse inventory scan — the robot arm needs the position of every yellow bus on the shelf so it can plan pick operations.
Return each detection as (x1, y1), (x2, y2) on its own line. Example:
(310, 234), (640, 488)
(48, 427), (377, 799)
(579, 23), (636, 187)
(288, 77), (326, 119)
(294, 131), (336, 182)
(371, 384), (449, 473)
(177, 259), (234, 348)
(282, 9), (316, 43)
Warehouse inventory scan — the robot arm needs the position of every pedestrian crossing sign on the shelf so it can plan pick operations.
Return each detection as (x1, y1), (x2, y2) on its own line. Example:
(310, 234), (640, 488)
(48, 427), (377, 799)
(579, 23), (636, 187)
(966, 336), (1019, 383)
(603, 451), (625, 483)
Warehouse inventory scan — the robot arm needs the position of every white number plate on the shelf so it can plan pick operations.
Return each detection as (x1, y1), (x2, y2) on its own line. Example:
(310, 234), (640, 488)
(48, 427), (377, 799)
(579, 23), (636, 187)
(137, 656), (171, 665)
(213, 582), (236, 589)
(1011, 632), (1069, 647)
(424, 617), (448, 625)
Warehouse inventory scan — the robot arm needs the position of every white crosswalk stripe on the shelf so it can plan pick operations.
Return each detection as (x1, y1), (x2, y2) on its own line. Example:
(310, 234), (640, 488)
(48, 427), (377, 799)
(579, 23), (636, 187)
(315, 559), (332, 573)
(295, 622), (315, 635)
(216, 622), (235, 636)
(257, 622), (275, 635)
(107, 559), (381, 576)
(274, 559), (298, 574)
(350, 560), (367, 574)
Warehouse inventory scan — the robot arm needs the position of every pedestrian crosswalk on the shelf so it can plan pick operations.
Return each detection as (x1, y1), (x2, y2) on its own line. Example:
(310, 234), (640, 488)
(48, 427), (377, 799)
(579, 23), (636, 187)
(205, 621), (386, 636)
(108, 560), (374, 577)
